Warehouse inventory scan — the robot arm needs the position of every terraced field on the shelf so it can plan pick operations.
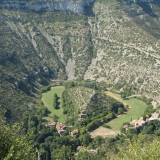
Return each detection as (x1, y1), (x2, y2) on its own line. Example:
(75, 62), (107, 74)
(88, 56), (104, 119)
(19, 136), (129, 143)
(66, 86), (95, 108)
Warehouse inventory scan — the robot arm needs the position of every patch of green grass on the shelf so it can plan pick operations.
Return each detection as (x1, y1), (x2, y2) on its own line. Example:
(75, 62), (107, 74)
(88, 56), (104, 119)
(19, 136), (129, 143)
(42, 86), (65, 123)
(106, 93), (148, 131)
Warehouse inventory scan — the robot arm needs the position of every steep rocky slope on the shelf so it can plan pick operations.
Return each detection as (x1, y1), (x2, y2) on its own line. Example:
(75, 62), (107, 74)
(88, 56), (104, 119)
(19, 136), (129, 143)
(1, 0), (160, 121)
(85, 0), (160, 103)
(0, 0), (96, 14)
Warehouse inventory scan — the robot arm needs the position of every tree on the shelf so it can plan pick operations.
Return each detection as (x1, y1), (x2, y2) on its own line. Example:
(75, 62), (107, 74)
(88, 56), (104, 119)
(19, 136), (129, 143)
(121, 92), (126, 99)
(113, 136), (160, 160)
(142, 125), (154, 134)
(65, 81), (75, 89)
(79, 134), (92, 146)
(53, 93), (58, 109)
(51, 145), (72, 160)
(0, 119), (35, 159)
(53, 114), (59, 122)
(104, 113), (116, 122)
(118, 108), (123, 114)
(93, 136), (103, 146)
(76, 151), (95, 160)
(155, 128), (160, 136)
(28, 121), (36, 129)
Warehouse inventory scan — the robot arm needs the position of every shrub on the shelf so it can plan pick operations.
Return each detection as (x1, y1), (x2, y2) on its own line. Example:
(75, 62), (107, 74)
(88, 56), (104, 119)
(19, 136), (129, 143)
(113, 136), (160, 160)
(0, 119), (35, 159)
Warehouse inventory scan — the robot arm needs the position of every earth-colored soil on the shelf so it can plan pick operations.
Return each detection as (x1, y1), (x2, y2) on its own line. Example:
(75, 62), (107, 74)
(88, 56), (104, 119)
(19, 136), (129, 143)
(105, 91), (128, 106)
(90, 127), (120, 138)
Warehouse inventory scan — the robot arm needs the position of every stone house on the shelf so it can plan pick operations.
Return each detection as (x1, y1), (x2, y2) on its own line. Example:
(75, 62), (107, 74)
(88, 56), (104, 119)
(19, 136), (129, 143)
(56, 122), (72, 135)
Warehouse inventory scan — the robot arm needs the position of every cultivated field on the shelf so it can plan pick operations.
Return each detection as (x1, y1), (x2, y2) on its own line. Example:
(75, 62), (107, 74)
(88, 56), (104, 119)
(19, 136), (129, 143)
(106, 92), (148, 131)
(41, 86), (65, 123)
(91, 91), (148, 138)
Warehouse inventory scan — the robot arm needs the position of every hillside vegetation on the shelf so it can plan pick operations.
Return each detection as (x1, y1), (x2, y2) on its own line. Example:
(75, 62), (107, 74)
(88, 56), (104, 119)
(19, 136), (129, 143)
(106, 95), (148, 131)
(61, 82), (124, 128)
(1, 80), (159, 159)
(42, 86), (65, 123)
(0, 0), (160, 120)
(1, 0), (160, 159)
(62, 86), (97, 125)
(112, 136), (160, 160)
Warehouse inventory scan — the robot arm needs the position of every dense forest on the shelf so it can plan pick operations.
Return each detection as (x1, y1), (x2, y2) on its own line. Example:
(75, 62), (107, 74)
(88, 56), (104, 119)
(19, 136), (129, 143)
(1, 107), (160, 159)
(1, 81), (160, 159)
(1, 0), (160, 159)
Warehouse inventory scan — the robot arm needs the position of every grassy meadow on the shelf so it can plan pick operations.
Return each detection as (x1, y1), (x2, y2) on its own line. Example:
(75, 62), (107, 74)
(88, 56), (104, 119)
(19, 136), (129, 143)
(42, 86), (65, 123)
(106, 91), (148, 131)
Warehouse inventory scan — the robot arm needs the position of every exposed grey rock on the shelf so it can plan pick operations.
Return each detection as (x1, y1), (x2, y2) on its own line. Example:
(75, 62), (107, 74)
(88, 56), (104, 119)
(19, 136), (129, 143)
(131, 0), (154, 3)
(0, 0), (96, 14)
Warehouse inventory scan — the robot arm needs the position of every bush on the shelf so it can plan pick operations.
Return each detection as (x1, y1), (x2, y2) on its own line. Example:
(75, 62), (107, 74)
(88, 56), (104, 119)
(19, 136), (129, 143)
(41, 86), (51, 93)
(0, 119), (35, 159)
(113, 136), (160, 160)
(118, 108), (124, 114)
(53, 114), (59, 122)
(103, 113), (116, 122)
(123, 122), (130, 126)
(102, 124), (111, 129)
(53, 93), (59, 109)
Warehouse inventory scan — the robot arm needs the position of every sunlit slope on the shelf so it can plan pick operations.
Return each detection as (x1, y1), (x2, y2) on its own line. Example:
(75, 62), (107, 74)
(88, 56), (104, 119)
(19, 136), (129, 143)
(1, 0), (160, 122)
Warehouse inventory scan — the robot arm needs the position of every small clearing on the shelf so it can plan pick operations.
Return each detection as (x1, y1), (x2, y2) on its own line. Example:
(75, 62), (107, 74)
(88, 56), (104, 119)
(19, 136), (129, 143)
(105, 91), (148, 131)
(90, 127), (120, 138)
(91, 91), (148, 138)
(41, 86), (65, 123)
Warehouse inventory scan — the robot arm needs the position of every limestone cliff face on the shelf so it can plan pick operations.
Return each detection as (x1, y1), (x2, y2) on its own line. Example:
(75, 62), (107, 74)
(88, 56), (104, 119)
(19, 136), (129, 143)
(130, 0), (154, 3)
(0, 0), (95, 14)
